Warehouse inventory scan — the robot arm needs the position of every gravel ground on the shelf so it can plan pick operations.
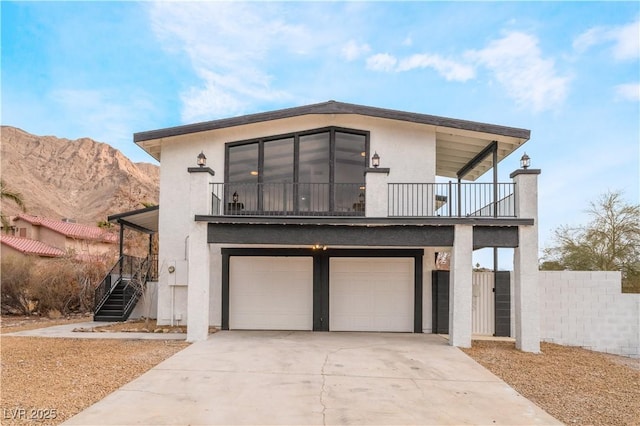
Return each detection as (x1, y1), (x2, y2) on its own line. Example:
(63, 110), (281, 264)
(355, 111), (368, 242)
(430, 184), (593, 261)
(0, 315), (92, 334)
(1, 317), (188, 425)
(2, 317), (639, 425)
(462, 340), (640, 426)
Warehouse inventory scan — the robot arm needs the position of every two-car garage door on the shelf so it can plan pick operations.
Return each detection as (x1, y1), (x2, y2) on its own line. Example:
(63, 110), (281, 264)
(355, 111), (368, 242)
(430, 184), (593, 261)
(228, 256), (414, 332)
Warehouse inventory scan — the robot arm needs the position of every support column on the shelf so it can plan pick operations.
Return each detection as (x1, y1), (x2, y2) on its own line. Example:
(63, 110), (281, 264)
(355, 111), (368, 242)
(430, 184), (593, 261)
(511, 168), (542, 353)
(449, 224), (473, 347)
(365, 167), (390, 217)
(186, 166), (215, 342)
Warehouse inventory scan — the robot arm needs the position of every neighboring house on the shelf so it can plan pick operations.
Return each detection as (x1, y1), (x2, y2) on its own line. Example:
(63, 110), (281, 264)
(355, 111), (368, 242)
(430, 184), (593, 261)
(10, 214), (118, 258)
(115, 100), (542, 351)
(0, 234), (65, 258)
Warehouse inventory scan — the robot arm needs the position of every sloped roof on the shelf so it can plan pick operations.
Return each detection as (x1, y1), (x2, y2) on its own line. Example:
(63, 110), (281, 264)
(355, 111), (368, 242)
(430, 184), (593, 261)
(15, 214), (118, 243)
(134, 100), (531, 181)
(0, 235), (65, 257)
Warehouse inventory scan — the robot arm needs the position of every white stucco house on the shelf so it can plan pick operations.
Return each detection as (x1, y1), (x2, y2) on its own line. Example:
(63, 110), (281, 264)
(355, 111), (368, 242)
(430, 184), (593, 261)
(103, 101), (542, 352)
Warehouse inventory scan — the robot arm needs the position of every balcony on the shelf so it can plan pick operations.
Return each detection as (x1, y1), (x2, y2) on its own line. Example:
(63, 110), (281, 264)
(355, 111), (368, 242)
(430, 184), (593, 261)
(210, 182), (516, 218)
(211, 183), (365, 217)
(388, 182), (515, 218)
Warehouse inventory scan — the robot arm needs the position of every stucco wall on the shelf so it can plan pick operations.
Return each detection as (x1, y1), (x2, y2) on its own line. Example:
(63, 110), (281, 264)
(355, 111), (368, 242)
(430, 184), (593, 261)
(539, 271), (640, 358)
(129, 281), (159, 320)
(35, 227), (67, 250)
(1, 244), (26, 259)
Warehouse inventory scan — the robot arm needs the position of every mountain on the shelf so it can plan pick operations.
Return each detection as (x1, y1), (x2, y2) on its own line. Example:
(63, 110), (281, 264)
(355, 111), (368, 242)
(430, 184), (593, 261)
(1, 126), (159, 225)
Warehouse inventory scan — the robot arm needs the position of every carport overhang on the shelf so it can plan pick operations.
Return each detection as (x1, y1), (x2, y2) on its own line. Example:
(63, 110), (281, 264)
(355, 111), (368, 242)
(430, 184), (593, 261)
(108, 206), (159, 257)
(108, 205), (159, 234)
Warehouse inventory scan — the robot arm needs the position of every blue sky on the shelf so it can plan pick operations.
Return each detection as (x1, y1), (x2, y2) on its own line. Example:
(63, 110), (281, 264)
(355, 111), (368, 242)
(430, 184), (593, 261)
(2, 1), (639, 265)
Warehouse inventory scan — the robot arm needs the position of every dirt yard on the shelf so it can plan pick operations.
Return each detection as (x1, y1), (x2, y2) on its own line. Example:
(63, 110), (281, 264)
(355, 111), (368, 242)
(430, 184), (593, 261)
(1, 317), (188, 425)
(1, 316), (639, 425)
(0, 314), (92, 334)
(462, 340), (640, 426)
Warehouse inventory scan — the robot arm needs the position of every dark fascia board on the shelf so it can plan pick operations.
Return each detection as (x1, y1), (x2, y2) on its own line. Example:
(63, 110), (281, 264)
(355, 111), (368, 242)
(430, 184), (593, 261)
(134, 100), (531, 143)
(116, 218), (155, 235)
(194, 215), (534, 227)
(107, 205), (159, 222)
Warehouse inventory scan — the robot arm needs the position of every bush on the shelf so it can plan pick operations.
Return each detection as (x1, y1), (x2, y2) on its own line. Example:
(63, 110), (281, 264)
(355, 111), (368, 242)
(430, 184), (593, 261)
(1, 254), (110, 315)
(1, 255), (36, 315)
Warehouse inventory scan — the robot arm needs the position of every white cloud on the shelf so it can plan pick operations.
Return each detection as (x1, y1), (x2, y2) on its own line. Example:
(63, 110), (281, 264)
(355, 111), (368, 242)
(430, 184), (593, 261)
(397, 54), (475, 82)
(366, 53), (398, 72)
(467, 32), (570, 112)
(366, 52), (473, 82)
(573, 27), (603, 53)
(573, 19), (640, 61)
(615, 83), (640, 102)
(342, 40), (371, 61)
(149, 2), (312, 122)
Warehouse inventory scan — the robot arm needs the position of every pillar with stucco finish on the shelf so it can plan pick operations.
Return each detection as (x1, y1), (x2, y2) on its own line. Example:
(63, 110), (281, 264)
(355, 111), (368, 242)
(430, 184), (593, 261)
(365, 168), (390, 217)
(449, 224), (473, 347)
(186, 167), (214, 342)
(511, 168), (542, 353)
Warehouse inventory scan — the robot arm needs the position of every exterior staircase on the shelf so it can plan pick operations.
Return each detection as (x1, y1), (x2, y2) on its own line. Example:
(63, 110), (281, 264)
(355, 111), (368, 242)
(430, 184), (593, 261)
(94, 255), (155, 322)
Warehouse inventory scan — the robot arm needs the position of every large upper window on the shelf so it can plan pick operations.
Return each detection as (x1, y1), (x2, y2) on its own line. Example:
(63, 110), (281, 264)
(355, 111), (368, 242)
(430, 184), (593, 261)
(225, 127), (368, 214)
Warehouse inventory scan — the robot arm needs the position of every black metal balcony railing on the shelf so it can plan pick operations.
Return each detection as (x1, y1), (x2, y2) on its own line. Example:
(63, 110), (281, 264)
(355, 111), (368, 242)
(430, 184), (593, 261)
(388, 182), (516, 217)
(209, 182), (516, 218)
(211, 183), (366, 216)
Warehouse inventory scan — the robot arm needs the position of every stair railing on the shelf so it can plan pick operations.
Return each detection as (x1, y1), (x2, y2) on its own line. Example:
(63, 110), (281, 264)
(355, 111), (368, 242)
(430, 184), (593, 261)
(121, 255), (152, 320)
(94, 254), (147, 317)
(94, 255), (125, 313)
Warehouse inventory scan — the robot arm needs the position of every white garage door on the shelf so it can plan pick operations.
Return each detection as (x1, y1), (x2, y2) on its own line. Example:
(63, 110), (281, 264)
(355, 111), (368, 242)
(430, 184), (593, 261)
(229, 257), (313, 330)
(330, 258), (414, 332)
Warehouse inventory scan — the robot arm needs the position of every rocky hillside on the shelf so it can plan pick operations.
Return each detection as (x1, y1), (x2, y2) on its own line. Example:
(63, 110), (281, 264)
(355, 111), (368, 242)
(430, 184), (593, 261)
(1, 126), (159, 225)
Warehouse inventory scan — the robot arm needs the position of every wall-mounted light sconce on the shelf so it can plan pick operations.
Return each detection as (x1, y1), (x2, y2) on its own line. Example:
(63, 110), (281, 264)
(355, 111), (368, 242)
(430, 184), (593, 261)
(312, 243), (328, 251)
(197, 151), (207, 167)
(371, 151), (380, 168)
(232, 191), (239, 203)
(520, 153), (530, 169)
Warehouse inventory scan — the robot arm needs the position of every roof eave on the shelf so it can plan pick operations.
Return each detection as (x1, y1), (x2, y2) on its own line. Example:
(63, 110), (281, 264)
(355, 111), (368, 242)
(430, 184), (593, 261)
(133, 100), (530, 145)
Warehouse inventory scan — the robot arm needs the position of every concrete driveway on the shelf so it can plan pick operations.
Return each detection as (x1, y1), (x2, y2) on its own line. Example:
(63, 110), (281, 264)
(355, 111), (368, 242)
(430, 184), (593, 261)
(65, 331), (560, 425)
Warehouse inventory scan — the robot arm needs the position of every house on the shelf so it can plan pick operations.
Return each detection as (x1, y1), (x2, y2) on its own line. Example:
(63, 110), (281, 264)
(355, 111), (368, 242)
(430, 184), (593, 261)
(9, 214), (118, 258)
(0, 234), (65, 258)
(112, 100), (542, 352)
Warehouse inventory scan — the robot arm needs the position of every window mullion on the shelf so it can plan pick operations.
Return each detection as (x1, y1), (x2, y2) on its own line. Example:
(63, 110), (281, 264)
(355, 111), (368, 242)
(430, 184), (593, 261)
(329, 128), (335, 213)
(258, 140), (264, 211)
(293, 134), (300, 213)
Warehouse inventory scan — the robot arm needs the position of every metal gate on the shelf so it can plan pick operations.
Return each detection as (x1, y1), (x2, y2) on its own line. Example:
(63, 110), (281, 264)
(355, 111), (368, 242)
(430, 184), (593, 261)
(472, 272), (495, 335)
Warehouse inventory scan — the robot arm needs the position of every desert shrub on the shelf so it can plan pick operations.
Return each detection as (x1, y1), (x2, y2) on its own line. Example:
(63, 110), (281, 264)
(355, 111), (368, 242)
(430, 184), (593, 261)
(1, 254), (110, 315)
(0, 255), (37, 315)
(31, 258), (82, 314)
(30, 256), (110, 314)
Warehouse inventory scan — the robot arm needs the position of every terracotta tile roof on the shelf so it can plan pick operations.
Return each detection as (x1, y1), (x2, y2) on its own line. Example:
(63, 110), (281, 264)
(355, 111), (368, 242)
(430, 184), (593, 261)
(0, 235), (65, 257)
(15, 214), (118, 244)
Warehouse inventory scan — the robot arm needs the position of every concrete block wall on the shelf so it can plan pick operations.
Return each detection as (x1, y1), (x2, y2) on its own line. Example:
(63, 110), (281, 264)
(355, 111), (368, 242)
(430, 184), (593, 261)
(539, 271), (640, 358)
